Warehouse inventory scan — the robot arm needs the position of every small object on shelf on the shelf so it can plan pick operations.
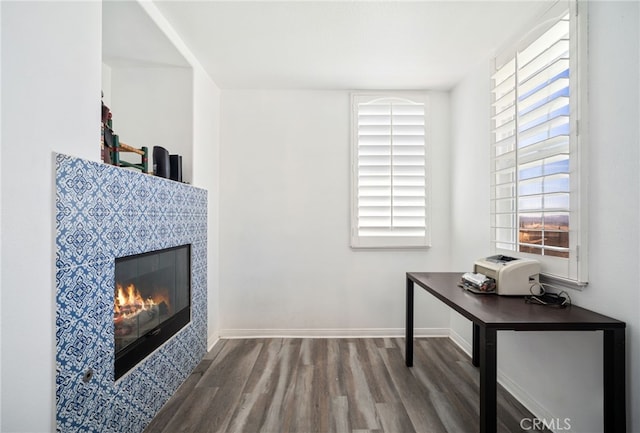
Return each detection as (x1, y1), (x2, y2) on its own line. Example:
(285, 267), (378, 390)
(112, 138), (149, 173)
(153, 146), (170, 178)
(170, 154), (183, 182)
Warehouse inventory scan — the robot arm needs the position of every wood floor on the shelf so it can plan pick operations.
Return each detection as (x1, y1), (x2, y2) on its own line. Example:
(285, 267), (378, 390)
(143, 337), (544, 433)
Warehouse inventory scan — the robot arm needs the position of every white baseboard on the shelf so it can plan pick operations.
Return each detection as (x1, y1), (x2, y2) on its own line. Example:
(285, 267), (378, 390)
(496, 370), (560, 431)
(207, 336), (220, 352)
(446, 330), (561, 432)
(448, 327), (473, 357)
(218, 327), (450, 339)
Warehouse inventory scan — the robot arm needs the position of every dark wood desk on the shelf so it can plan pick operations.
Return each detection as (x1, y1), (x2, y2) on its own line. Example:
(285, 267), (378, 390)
(405, 272), (626, 433)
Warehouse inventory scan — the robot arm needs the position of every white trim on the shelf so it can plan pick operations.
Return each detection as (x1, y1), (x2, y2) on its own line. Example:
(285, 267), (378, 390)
(219, 327), (449, 339)
(449, 328), (473, 357)
(351, 236), (430, 249)
(497, 369), (561, 431)
(207, 336), (220, 353)
(449, 331), (566, 430)
(572, 0), (589, 285)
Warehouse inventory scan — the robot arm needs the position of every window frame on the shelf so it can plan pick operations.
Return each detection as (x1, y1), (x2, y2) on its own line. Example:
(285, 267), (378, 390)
(490, 0), (589, 287)
(350, 92), (431, 249)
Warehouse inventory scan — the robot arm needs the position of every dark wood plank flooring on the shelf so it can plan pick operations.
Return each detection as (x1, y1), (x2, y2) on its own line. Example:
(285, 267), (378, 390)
(144, 337), (545, 433)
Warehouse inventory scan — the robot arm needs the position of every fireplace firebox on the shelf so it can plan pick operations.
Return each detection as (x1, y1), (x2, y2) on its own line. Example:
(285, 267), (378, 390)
(114, 244), (191, 380)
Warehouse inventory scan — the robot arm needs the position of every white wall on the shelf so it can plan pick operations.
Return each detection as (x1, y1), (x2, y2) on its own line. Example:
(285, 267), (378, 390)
(0, 2), (102, 432)
(448, 58), (492, 349)
(450, 2), (640, 432)
(449, 60), (491, 272)
(191, 71), (221, 348)
(102, 63), (112, 107)
(219, 90), (452, 336)
(109, 66), (194, 182)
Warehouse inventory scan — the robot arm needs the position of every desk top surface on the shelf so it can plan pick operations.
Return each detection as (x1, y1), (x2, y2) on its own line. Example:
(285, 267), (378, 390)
(408, 272), (625, 330)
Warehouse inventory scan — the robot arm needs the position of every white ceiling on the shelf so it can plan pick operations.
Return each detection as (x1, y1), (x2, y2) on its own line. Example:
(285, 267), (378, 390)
(152, 0), (552, 90)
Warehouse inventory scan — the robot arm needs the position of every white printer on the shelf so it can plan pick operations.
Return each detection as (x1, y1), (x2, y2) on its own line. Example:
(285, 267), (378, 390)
(474, 255), (541, 296)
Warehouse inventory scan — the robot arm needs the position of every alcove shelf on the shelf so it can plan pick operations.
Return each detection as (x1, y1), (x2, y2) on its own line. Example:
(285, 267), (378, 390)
(102, 0), (193, 182)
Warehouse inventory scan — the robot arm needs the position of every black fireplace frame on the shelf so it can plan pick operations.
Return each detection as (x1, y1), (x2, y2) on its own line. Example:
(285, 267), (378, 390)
(114, 244), (191, 380)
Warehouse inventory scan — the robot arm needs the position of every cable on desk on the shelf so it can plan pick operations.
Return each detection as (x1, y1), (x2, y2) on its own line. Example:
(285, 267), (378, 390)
(525, 282), (572, 308)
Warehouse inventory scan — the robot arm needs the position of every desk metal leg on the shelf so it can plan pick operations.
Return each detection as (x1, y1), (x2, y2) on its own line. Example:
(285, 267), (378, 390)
(472, 323), (480, 367)
(479, 327), (497, 433)
(603, 328), (626, 433)
(406, 277), (414, 367)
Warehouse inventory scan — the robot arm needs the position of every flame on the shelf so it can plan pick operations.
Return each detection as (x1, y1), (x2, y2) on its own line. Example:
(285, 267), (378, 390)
(114, 283), (169, 320)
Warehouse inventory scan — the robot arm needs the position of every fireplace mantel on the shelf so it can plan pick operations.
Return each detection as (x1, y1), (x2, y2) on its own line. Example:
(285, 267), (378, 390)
(55, 154), (207, 433)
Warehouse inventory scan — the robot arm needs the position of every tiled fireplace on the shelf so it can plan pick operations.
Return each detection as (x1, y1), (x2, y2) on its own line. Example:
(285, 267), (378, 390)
(55, 154), (207, 433)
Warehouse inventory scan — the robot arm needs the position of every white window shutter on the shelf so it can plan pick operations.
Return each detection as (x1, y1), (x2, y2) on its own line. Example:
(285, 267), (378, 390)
(491, 1), (588, 285)
(351, 94), (429, 248)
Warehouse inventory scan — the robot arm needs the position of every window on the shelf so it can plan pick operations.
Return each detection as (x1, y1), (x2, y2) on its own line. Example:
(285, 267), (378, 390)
(490, 0), (588, 284)
(350, 93), (430, 249)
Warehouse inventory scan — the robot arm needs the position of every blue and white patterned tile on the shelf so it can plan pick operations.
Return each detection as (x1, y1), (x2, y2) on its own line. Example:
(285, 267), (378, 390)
(191, 241), (207, 270)
(86, 196), (116, 228)
(183, 220), (206, 244)
(101, 394), (145, 433)
(56, 313), (111, 373)
(115, 365), (174, 427)
(101, 212), (137, 259)
(154, 178), (173, 206)
(170, 219), (188, 245)
(98, 170), (136, 215)
(56, 215), (106, 269)
(192, 279), (207, 306)
(182, 186), (207, 216)
(56, 154), (103, 213)
(187, 187), (208, 216)
(56, 154), (208, 433)
(122, 213), (148, 253)
(155, 342), (191, 392)
(76, 389), (118, 433)
(56, 315), (114, 433)
(171, 186), (188, 214)
(128, 175), (155, 215)
(56, 264), (112, 325)
(153, 213), (174, 247)
(120, 198), (140, 225)
(130, 352), (170, 399)
(56, 363), (116, 433)
(55, 192), (79, 227)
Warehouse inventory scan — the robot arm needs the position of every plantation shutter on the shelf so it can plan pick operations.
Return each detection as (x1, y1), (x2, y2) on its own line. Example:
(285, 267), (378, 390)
(491, 11), (572, 259)
(351, 95), (429, 248)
